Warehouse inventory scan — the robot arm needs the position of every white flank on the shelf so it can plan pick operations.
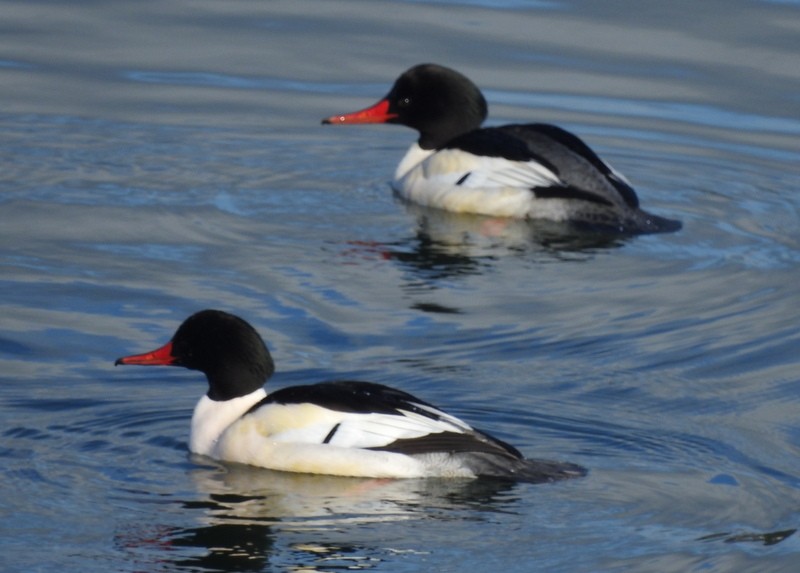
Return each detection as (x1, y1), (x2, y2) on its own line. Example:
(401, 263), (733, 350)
(392, 143), (572, 219)
(188, 389), (487, 478)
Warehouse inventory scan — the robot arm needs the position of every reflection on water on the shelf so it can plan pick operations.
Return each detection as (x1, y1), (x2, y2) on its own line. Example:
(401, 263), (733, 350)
(188, 460), (521, 526)
(343, 202), (629, 293)
(115, 460), (523, 572)
(129, 522), (275, 573)
(402, 202), (629, 257)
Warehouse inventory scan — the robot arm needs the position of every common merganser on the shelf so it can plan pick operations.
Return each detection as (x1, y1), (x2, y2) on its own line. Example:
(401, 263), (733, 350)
(322, 63), (680, 234)
(115, 309), (586, 483)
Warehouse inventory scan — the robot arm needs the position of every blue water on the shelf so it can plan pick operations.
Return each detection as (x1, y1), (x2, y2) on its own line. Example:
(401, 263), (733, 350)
(2, 1), (800, 571)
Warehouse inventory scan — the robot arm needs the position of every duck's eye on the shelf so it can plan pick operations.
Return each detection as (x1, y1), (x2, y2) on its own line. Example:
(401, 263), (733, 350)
(397, 97), (412, 108)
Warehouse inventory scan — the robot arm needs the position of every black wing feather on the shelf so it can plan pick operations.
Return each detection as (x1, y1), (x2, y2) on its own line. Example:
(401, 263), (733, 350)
(444, 123), (641, 209)
(252, 380), (448, 420)
(444, 127), (558, 172)
(531, 185), (613, 206)
(506, 123), (640, 208)
(369, 429), (523, 459)
(251, 380), (524, 460)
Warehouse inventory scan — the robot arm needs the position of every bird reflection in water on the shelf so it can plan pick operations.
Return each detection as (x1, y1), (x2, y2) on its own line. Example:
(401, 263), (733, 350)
(115, 460), (525, 572)
(342, 202), (629, 292)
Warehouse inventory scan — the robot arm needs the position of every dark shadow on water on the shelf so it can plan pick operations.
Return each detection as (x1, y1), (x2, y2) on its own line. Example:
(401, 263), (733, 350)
(698, 528), (796, 547)
(168, 522), (275, 572)
(410, 301), (463, 314)
(114, 519), (274, 573)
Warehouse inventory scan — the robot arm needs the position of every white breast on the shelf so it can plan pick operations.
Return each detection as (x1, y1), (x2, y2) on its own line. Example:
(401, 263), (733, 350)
(190, 388), (267, 456)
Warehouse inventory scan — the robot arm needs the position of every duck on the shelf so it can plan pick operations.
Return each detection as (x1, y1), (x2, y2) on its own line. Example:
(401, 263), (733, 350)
(115, 309), (586, 483)
(322, 63), (680, 234)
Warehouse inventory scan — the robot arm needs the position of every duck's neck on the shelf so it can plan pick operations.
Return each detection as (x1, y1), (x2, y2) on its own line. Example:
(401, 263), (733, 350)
(394, 143), (435, 180)
(189, 388), (267, 456)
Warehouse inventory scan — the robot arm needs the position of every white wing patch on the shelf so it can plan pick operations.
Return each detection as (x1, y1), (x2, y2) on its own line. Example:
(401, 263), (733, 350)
(230, 399), (472, 451)
(311, 407), (471, 450)
(421, 149), (561, 190)
(458, 159), (561, 190)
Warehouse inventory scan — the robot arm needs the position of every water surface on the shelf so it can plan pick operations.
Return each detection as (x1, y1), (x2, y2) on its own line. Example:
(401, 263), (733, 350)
(2, 1), (800, 571)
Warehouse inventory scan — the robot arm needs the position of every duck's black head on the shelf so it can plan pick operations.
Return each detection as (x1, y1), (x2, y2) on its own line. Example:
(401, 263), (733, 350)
(323, 63), (488, 150)
(115, 309), (275, 401)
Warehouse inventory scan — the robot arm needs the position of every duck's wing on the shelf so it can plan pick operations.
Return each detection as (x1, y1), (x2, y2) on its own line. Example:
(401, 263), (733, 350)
(442, 124), (640, 209)
(249, 380), (523, 459)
